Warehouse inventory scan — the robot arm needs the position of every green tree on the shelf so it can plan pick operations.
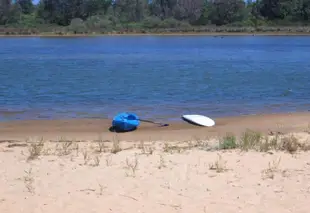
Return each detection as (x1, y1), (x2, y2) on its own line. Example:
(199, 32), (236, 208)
(208, 0), (246, 25)
(17, 0), (34, 14)
(0, 0), (11, 24)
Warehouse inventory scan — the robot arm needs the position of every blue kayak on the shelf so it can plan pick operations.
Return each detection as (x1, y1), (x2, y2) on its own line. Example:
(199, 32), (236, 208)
(112, 112), (140, 132)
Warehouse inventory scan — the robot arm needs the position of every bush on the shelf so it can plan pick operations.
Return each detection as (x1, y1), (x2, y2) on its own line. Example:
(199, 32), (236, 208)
(85, 16), (113, 31)
(142, 16), (161, 29)
(68, 18), (87, 34)
(219, 133), (237, 150)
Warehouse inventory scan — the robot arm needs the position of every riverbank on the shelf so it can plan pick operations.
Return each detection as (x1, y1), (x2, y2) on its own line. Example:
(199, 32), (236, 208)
(1, 31), (310, 37)
(2, 26), (310, 37)
(1, 112), (310, 141)
(1, 112), (310, 213)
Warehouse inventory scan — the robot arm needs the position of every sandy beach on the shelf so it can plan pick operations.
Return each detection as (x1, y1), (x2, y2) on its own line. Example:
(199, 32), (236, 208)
(1, 112), (310, 213)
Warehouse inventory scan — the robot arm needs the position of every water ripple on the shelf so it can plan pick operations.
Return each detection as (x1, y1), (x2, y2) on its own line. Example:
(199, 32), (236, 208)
(1, 36), (310, 121)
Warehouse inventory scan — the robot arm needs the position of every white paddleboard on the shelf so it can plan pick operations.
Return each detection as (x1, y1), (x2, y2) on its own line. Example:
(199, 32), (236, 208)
(182, 114), (215, 127)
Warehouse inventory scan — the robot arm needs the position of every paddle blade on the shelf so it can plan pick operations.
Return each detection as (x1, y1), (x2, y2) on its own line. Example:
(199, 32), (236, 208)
(160, 124), (169, 127)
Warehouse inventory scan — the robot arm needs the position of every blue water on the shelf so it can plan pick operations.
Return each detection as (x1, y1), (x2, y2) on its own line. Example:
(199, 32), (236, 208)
(1, 35), (310, 121)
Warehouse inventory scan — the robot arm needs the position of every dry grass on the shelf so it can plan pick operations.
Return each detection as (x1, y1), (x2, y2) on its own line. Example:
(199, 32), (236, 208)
(158, 154), (166, 169)
(83, 149), (90, 165)
(215, 130), (310, 153)
(91, 155), (101, 167)
(26, 138), (44, 161)
(111, 136), (122, 154)
(23, 168), (35, 194)
(209, 154), (227, 173)
(94, 135), (109, 153)
(125, 155), (139, 177)
(239, 129), (263, 151)
(98, 184), (106, 196)
(105, 154), (113, 166)
(279, 135), (299, 153)
(262, 157), (282, 179)
(138, 141), (154, 155)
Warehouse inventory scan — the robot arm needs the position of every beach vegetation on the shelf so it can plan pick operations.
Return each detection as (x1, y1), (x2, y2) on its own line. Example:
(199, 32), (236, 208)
(219, 133), (237, 150)
(239, 129), (263, 151)
(26, 137), (44, 161)
(209, 153), (227, 173)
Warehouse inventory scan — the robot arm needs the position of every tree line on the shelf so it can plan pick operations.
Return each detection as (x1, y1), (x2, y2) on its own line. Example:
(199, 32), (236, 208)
(0, 0), (310, 33)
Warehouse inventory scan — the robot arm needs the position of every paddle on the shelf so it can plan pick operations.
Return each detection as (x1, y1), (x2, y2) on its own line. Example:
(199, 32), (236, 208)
(139, 119), (169, 127)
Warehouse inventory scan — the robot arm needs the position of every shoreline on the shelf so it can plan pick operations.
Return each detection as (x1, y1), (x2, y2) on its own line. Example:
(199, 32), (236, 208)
(1, 31), (310, 37)
(1, 111), (310, 141)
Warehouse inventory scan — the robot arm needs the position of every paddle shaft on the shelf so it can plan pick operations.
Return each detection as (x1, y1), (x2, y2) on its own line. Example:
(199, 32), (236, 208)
(139, 119), (169, 127)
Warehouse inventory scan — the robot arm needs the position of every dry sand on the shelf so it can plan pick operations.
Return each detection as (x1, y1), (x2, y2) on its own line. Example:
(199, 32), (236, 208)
(1, 112), (310, 213)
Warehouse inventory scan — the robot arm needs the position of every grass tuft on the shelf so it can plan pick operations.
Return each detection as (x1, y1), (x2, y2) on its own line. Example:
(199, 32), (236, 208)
(111, 136), (122, 154)
(209, 154), (227, 173)
(23, 168), (35, 194)
(239, 129), (262, 151)
(279, 134), (299, 153)
(27, 138), (44, 161)
(219, 133), (237, 150)
(125, 155), (139, 177)
(262, 157), (281, 179)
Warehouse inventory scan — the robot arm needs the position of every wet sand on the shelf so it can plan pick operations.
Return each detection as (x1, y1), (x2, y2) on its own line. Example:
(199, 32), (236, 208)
(1, 112), (310, 141)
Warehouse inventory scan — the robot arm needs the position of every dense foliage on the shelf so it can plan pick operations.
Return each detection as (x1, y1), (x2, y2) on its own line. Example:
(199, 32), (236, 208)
(0, 0), (310, 34)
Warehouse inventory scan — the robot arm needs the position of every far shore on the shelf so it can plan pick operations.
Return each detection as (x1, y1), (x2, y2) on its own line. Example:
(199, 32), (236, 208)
(1, 31), (310, 37)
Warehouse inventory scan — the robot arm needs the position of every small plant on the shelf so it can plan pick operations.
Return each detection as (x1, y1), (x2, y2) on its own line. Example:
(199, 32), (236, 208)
(193, 136), (208, 148)
(111, 136), (122, 154)
(60, 141), (73, 155)
(92, 155), (101, 167)
(162, 142), (183, 153)
(83, 150), (89, 165)
(125, 155), (139, 177)
(23, 168), (35, 194)
(219, 133), (237, 150)
(27, 139), (44, 161)
(300, 143), (310, 151)
(97, 142), (106, 153)
(158, 154), (166, 169)
(262, 157), (281, 179)
(95, 135), (108, 153)
(209, 154), (227, 173)
(259, 135), (279, 152)
(138, 141), (154, 155)
(279, 135), (299, 153)
(163, 142), (170, 153)
(239, 129), (262, 151)
(105, 154), (112, 166)
(74, 143), (79, 156)
(98, 184), (106, 196)
(304, 123), (310, 134)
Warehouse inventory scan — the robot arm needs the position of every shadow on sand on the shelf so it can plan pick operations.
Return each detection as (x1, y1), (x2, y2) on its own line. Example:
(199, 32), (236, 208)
(108, 126), (137, 133)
